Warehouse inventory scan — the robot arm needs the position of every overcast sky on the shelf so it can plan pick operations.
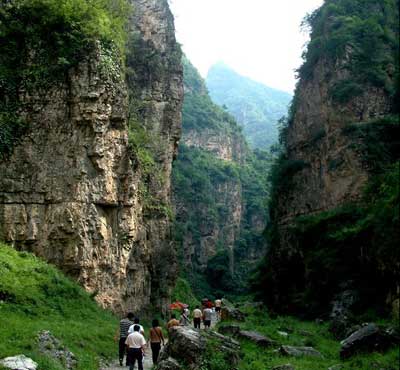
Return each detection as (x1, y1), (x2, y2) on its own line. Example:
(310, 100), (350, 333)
(169, 0), (324, 93)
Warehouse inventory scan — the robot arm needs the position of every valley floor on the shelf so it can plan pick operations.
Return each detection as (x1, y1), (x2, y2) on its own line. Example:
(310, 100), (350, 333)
(217, 305), (399, 370)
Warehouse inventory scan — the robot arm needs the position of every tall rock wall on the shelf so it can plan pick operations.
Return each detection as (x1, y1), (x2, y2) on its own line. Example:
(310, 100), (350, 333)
(0, 0), (183, 314)
(263, 0), (399, 315)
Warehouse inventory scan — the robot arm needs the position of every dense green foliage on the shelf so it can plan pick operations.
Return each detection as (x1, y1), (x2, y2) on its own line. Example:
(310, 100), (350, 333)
(0, 243), (117, 369)
(0, 0), (130, 157)
(217, 305), (399, 370)
(206, 63), (292, 149)
(299, 0), (399, 104)
(173, 58), (271, 299)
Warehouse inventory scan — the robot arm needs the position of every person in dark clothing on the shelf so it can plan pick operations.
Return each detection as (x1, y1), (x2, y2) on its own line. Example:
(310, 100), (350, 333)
(149, 319), (165, 364)
(115, 312), (135, 366)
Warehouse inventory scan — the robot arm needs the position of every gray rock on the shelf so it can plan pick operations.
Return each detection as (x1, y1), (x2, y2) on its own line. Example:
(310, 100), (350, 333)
(329, 290), (359, 339)
(159, 326), (240, 369)
(238, 330), (276, 347)
(272, 365), (295, 370)
(0, 355), (37, 370)
(218, 324), (240, 336)
(38, 330), (77, 369)
(340, 323), (396, 359)
(277, 331), (289, 337)
(221, 299), (246, 321)
(328, 365), (344, 370)
(156, 357), (182, 370)
(279, 345), (323, 358)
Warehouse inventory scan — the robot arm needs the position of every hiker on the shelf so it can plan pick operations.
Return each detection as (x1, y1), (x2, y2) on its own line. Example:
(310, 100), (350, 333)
(179, 307), (190, 326)
(192, 305), (202, 329)
(149, 319), (165, 365)
(128, 317), (145, 336)
(126, 325), (146, 370)
(167, 314), (180, 329)
(215, 298), (222, 320)
(203, 306), (213, 329)
(115, 312), (134, 366)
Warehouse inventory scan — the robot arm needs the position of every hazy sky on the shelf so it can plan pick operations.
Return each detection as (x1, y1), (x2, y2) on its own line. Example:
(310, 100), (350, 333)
(169, 0), (324, 93)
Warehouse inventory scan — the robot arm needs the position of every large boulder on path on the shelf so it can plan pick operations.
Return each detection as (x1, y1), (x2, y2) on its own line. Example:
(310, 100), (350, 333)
(221, 299), (246, 321)
(157, 326), (240, 370)
(156, 357), (182, 370)
(279, 345), (323, 358)
(340, 323), (398, 359)
(237, 330), (276, 347)
(0, 355), (37, 370)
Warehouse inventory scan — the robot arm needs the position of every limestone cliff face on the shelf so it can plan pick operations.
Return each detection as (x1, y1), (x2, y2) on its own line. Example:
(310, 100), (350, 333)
(182, 127), (246, 163)
(263, 0), (399, 315)
(276, 60), (392, 224)
(0, 0), (183, 314)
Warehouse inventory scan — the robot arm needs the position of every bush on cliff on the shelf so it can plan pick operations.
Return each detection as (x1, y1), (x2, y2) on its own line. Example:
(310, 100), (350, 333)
(0, 243), (117, 370)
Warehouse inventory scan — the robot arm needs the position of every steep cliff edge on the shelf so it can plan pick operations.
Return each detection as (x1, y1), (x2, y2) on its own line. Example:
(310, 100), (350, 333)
(0, 0), (183, 314)
(258, 0), (399, 316)
(173, 58), (269, 296)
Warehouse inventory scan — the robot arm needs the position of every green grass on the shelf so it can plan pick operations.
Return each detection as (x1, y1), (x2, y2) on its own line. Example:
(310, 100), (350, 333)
(0, 243), (118, 369)
(217, 305), (399, 370)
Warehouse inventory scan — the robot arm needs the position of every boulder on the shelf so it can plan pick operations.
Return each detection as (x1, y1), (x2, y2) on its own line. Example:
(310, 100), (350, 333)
(157, 326), (240, 370)
(156, 357), (182, 370)
(218, 324), (240, 336)
(0, 355), (37, 370)
(221, 299), (246, 321)
(329, 290), (359, 339)
(37, 330), (77, 369)
(237, 330), (276, 347)
(340, 323), (397, 359)
(279, 345), (322, 358)
(272, 365), (295, 370)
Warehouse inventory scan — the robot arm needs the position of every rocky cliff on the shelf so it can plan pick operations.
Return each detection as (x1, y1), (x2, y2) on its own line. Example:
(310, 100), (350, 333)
(260, 0), (399, 316)
(0, 0), (183, 314)
(172, 58), (269, 296)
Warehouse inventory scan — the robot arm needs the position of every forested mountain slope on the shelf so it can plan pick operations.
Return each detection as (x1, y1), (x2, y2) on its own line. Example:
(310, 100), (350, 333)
(206, 63), (292, 149)
(256, 0), (399, 320)
(172, 58), (271, 298)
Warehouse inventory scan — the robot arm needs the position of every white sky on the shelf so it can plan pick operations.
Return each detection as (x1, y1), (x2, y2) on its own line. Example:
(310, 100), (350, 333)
(169, 0), (324, 93)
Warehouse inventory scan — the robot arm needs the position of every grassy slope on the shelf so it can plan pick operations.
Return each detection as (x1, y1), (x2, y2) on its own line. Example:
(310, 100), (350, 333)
(217, 305), (399, 370)
(0, 243), (118, 370)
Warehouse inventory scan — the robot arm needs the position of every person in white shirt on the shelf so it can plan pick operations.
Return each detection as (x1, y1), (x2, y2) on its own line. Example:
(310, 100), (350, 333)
(203, 307), (213, 329)
(128, 317), (145, 335)
(125, 325), (146, 370)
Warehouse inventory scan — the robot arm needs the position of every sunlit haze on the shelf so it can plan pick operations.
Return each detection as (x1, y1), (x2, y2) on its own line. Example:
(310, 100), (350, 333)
(169, 0), (324, 93)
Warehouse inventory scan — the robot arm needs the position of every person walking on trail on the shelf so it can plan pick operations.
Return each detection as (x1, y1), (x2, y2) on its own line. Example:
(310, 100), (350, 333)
(215, 298), (222, 320)
(115, 312), (134, 366)
(149, 319), (165, 365)
(179, 307), (190, 326)
(126, 325), (146, 370)
(193, 305), (202, 329)
(128, 317), (145, 336)
(167, 314), (180, 329)
(203, 306), (213, 329)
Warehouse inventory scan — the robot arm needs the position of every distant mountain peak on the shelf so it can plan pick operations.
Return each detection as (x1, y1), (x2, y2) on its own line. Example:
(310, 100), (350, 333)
(206, 64), (292, 149)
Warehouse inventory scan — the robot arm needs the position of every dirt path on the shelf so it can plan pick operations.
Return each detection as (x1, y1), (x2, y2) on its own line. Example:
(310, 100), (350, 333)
(101, 311), (219, 370)
(100, 348), (154, 370)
